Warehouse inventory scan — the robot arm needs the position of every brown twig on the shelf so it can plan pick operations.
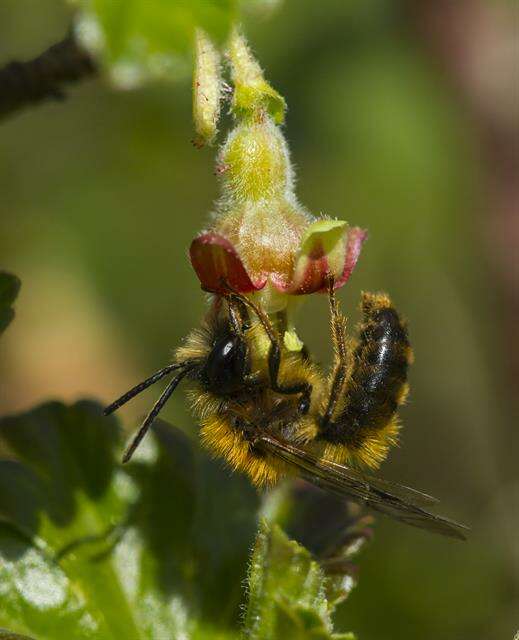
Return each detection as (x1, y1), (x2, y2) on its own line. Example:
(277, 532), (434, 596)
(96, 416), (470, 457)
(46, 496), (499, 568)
(0, 33), (96, 121)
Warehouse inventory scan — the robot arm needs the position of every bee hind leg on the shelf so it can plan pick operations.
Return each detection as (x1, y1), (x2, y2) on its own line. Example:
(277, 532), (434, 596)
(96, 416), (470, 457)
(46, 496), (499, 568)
(316, 292), (410, 468)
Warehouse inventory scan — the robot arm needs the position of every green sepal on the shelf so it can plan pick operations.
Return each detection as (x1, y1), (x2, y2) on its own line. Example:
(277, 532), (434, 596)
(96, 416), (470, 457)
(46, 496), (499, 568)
(242, 521), (353, 639)
(228, 28), (286, 123)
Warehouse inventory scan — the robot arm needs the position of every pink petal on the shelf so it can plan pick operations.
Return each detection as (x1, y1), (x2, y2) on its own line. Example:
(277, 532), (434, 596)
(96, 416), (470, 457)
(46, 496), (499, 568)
(271, 224), (367, 295)
(189, 232), (266, 294)
(334, 227), (368, 289)
(271, 244), (330, 294)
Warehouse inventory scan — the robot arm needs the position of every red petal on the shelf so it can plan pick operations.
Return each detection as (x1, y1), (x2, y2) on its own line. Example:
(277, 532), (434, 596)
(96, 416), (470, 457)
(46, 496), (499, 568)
(271, 226), (367, 295)
(189, 233), (266, 294)
(271, 244), (330, 294)
(334, 227), (368, 289)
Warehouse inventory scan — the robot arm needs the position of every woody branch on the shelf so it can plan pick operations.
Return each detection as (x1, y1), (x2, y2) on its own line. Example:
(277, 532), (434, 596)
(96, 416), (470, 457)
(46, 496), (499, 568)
(0, 32), (96, 121)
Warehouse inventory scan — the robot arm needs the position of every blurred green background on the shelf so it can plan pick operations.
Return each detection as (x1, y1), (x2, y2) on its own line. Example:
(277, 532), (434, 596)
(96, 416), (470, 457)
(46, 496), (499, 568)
(1, 1), (517, 638)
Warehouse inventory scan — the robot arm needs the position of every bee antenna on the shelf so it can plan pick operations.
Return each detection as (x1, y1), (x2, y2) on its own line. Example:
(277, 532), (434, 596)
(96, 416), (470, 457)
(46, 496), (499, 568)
(122, 366), (192, 463)
(103, 362), (190, 416)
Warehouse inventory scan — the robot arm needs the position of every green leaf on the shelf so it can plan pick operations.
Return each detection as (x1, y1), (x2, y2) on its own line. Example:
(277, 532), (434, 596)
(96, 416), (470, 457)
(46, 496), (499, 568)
(0, 271), (20, 338)
(73, 1), (283, 88)
(73, 0), (239, 88)
(0, 401), (259, 639)
(278, 487), (371, 610)
(242, 522), (355, 640)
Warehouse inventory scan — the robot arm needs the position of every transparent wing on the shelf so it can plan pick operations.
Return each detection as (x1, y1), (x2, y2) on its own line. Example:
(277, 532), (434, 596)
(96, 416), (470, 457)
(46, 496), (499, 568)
(258, 434), (468, 540)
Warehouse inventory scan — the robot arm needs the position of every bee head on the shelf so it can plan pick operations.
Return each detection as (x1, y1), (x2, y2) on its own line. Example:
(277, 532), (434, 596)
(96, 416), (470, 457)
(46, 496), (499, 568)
(200, 332), (249, 395)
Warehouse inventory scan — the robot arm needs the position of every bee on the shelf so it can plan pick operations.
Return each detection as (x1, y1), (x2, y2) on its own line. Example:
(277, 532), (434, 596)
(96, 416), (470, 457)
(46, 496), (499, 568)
(104, 281), (468, 540)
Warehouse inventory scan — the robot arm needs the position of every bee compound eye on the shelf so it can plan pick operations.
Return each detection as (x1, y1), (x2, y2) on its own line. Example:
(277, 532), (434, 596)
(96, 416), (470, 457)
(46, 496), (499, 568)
(298, 394), (310, 415)
(202, 334), (248, 394)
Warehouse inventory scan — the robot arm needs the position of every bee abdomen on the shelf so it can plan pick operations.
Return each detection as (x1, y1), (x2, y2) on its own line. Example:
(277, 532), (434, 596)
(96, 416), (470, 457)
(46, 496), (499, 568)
(319, 293), (412, 451)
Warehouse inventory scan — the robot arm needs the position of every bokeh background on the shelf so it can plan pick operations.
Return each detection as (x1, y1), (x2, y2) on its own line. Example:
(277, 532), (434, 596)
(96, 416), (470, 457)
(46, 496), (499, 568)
(1, 1), (517, 638)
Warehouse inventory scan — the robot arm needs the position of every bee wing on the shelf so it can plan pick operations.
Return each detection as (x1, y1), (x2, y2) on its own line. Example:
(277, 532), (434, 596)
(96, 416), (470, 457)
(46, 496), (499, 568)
(258, 434), (468, 540)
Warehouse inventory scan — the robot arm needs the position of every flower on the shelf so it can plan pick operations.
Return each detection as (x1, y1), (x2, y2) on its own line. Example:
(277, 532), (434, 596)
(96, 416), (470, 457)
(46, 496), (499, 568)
(190, 220), (367, 298)
(189, 115), (366, 307)
(189, 29), (366, 312)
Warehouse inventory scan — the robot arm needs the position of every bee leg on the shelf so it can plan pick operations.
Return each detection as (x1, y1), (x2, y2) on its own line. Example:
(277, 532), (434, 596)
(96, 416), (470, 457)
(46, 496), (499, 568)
(226, 296), (247, 336)
(267, 337), (312, 414)
(316, 292), (411, 468)
(227, 290), (312, 413)
(320, 277), (350, 428)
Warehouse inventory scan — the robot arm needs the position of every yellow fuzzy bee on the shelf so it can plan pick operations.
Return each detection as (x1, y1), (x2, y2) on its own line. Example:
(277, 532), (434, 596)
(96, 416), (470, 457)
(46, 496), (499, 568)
(105, 283), (467, 540)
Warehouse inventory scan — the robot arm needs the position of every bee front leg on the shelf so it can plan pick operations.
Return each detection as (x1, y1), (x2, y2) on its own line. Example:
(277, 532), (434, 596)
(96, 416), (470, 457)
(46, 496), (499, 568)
(320, 277), (350, 429)
(226, 295), (247, 335)
(227, 290), (312, 414)
(267, 338), (312, 414)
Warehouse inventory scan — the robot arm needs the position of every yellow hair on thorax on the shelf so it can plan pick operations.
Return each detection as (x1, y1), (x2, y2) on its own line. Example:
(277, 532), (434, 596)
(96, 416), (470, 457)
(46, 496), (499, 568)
(199, 414), (289, 486)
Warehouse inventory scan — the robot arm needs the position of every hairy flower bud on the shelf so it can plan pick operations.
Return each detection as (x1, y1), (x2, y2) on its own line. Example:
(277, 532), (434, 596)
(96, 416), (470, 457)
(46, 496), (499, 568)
(192, 29), (221, 146)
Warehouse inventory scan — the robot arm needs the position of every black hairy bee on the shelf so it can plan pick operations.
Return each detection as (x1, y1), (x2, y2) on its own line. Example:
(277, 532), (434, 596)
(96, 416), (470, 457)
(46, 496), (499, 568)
(105, 282), (467, 540)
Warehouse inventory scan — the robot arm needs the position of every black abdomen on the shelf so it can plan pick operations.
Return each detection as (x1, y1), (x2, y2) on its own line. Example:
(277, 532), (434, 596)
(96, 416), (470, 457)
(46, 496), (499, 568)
(320, 293), (411, 449)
